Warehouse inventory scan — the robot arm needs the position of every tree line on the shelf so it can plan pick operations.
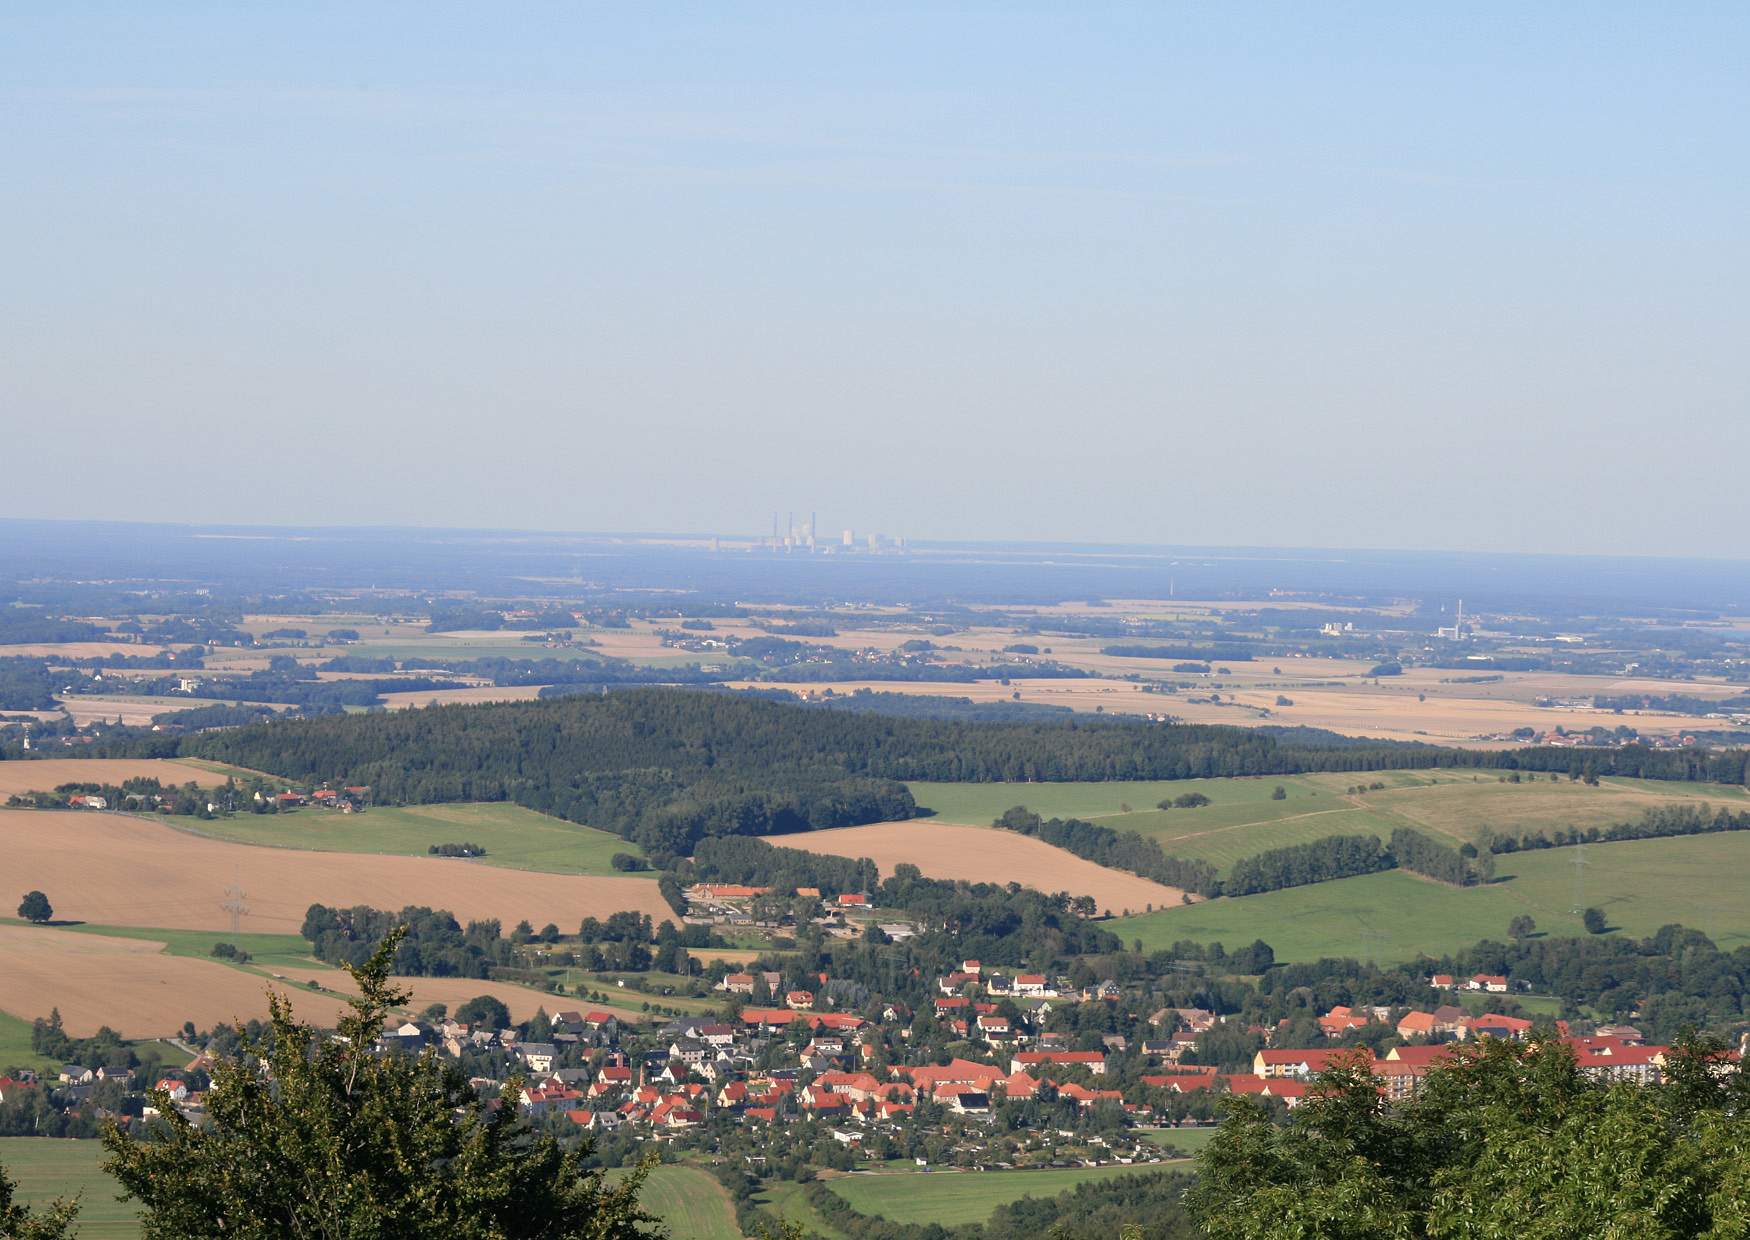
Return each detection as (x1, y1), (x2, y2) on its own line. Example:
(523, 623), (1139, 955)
(1485, 803), (1750, 854)
(1223, 833), (1394, 896)
(300, 904), (514, 978)
(993, 807), (1221, 897)
(1389, 826), (1494, 885)
(685, 835), (1123, 961)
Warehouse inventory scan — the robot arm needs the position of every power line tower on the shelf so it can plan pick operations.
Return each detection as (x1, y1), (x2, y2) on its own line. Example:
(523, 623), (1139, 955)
(1570, 843), (1589, 915)
(221, 885), (249, 934)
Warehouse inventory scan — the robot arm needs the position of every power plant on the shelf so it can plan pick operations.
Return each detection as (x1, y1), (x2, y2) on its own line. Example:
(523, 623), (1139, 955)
(744, 510), (908, 554)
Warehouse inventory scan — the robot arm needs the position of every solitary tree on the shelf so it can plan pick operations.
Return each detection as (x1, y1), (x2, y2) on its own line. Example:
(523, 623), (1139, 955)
(101, 928), (659, 1238)
(17, 891), (52, 924)
(1508, 914), (1537, 940)
(1582, 906), (1608, 935)
(454, 994), (512, 1031)
(0, 1159), (77, 1240)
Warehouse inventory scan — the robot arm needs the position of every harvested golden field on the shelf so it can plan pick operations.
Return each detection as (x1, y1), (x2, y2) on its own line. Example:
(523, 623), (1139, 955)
(688, 948), (771, 966)
(0, 925), (295, 1037)
(782, 821), (1189, 916)
(727, 677), (1164, 716)
(0, 810), (675, 934)
(0, 642), (176, 660)
(379, 684), (548, 709)
(1181, 686), (1703, 744)
(0, 926), (641, 1037)
(585, 627), (698, 661)
(238, 614), (416, 639)
(739, 663), (1722, 746)
(267, 967), (647, 1026)
(0, 758), (227, 798)
(56, 695), (257, 727)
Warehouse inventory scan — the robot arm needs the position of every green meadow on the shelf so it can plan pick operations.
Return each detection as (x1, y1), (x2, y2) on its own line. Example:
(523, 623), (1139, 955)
(0, 920), (316, 970)
(1112, 830), (1750, 962)
(1137, 1126), (1220, 1155)
(177, 802), (648, 877)
(0, 1147), (741, 1240)
(825, 1162), (1180, 1228)
(0, 1137), (141, 1239)
(911, 770), (1750, 875)
(607, 1165), (741, 1240)
(0, 1010), (56, 1074)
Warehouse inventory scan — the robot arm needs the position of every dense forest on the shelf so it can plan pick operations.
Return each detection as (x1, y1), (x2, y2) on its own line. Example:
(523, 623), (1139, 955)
(163, 689), (1750, 858)
(0, 657), (60, 710)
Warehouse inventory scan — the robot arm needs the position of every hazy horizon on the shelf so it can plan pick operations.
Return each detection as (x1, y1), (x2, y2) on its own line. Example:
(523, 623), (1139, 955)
(5, 4), (1747, 556)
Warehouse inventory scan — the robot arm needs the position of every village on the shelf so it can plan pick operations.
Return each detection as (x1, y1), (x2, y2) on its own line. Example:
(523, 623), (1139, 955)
(1, 926), (1700, 1186)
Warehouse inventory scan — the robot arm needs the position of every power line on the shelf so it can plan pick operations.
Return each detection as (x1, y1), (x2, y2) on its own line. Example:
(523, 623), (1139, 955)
(221, 884), (250, 934)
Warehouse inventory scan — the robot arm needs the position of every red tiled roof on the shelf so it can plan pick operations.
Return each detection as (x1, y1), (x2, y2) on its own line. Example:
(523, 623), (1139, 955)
(1256, 1048), (1374, 1070)
(1013, 1050), (1104, 1066)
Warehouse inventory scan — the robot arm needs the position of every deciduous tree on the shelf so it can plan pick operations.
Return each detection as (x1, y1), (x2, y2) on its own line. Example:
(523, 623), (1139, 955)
(101, 928), (659, 1238)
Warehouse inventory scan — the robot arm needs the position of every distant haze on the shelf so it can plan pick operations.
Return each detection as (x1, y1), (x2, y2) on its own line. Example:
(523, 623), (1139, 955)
(4, 4), (1747, 556)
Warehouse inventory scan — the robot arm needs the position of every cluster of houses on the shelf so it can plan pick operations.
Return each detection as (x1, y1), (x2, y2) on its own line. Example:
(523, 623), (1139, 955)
(0, 1057), (217, 1125)
(263, 784), (370, 813)
(1124, 972), (1706, 1111)
(513, 1016), (1141, 1138)
(10, 951), (1733, 1167)
(683, 884), (880, 938)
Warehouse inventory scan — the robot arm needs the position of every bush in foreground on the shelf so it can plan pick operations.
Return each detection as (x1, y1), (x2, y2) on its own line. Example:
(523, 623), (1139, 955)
(101, 928), (660, 1238)
(1190, 1035), (1750, 1238)
(0, 1160), (77, 1239)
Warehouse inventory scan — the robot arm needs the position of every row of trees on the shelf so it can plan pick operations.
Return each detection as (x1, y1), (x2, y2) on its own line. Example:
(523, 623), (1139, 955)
(992, 811), (1429, 900)
(1487, 803), (1750, 854)
(686, 836), (1123, 962)
(1389, 826), (1494, 885)
(993, 807), (1220, 897)
(1224, 833), (1393, 896)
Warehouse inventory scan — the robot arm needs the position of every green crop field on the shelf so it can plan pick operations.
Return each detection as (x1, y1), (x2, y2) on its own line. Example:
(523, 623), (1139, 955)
(759, 1178), (849, 1239)
(607, 1165), (741, 1240)
(0, 1145), (745, 1240)
(911, 771), (1750, 875)
(1137, 1127), (1219, 1155)
(825, 1162), (1177, 1227)
(1112, 830), (1750, 962)
(564, 971), (724, 1016)
(174, 802), (648, 878)
(0, 1137), (141, 1238)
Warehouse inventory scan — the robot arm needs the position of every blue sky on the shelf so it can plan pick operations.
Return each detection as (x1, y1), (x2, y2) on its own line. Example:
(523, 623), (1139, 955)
(4, 4), (1746, 554)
